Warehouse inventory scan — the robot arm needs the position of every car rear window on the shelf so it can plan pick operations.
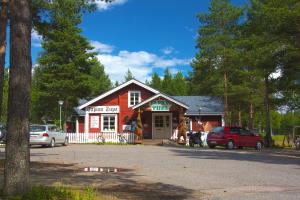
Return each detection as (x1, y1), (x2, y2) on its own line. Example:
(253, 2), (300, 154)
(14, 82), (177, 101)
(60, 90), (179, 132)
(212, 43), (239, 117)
(30, 126), (46, 132)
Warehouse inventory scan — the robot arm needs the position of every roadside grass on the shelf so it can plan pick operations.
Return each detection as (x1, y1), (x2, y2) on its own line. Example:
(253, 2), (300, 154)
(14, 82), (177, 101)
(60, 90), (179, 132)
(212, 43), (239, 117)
(271, 135), (296, 148)
(1, 159), (118, 200)
(0, 185), (118, 200)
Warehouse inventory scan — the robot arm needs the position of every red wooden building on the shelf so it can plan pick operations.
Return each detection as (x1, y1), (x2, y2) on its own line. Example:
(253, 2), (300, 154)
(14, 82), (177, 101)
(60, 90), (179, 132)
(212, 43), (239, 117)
(75, 79), (224, 139)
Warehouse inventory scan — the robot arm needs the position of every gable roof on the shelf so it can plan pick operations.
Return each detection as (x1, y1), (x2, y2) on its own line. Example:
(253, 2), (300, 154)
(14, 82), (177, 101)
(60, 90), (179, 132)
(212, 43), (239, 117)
(78, 79), (160, 110)
(132, 93), (189, 110)
(172, 96), (224, 115)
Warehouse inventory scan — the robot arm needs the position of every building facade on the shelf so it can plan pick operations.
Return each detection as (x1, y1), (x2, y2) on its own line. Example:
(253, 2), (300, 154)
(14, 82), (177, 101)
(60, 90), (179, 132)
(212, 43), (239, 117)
(75, 79), (224, 139)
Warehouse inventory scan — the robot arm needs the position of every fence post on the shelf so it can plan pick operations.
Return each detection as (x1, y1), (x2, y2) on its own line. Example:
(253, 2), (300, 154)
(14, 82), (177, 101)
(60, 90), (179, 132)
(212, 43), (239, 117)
(76, 132), (79, 143)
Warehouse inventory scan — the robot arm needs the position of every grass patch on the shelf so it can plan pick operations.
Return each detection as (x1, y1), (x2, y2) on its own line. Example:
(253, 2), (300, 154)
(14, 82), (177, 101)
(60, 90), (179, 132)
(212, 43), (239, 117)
(0, 185), (118, 200)
(271, 135), (294, 148)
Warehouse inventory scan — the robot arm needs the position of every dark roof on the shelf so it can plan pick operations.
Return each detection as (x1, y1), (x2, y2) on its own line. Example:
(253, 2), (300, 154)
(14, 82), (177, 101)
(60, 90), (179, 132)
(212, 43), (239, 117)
(172, 96), (224, 115)
(75, 95), (223, 116)
(74, 99), (88, 116)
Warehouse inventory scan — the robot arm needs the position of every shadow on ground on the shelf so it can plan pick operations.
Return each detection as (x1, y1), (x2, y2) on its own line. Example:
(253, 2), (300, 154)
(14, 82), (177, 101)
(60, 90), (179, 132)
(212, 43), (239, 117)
(168, 147), (300, 166)
(0, 160), (200, 200)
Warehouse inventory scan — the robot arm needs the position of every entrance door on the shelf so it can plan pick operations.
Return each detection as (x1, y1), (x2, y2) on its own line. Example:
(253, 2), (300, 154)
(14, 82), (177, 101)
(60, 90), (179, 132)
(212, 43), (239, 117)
(152, 113), (172, 139)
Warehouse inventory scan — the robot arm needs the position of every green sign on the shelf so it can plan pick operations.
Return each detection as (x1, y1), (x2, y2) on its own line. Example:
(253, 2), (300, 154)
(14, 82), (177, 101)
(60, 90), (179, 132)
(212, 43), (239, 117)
(151, 100), (171, 111)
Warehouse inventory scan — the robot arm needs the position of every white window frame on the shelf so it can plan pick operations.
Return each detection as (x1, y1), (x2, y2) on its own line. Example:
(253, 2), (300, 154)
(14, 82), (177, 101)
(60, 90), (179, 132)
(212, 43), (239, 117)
(101, 114), (117, 133)
(128, 90), (141, 107)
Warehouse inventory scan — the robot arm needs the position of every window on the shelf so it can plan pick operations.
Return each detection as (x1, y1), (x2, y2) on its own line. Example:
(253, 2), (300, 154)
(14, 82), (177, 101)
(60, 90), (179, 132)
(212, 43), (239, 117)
(211, 127), (224, 134)
(230, 127), (242, 134)
(128, 91), (141, 107)
(101, 114), (117, 132)
(240, 128), (251, 136)
(165, 116), (170, 128)
(48, 126), (58, 132)
(30, 125), (46, 132)
(154, 116), (164, 128)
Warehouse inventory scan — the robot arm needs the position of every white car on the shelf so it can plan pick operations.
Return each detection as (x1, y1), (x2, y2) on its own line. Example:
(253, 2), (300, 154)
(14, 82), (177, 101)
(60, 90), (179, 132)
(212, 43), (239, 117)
(30, 124), (68, 147)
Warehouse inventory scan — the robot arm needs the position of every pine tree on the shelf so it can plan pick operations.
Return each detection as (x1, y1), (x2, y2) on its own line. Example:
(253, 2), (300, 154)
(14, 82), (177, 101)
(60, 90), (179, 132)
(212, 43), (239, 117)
(124, 68), (134, 82)
(243, 0), (300, 146)
(172, 71), (187, 96)
(114, 81), (120, 87)
(149, 72), (162, 91)
(87, 60), (111, 97)
(0, 0), (8, 122)
(191, 0), (243, 125)
(33, 0), (110, 125)
(161, 68), (173, 94)
(4, 0), (31, 195)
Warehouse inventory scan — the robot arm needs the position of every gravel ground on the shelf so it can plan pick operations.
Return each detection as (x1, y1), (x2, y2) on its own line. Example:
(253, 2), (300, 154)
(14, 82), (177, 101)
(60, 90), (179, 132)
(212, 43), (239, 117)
(1, 144), (300, 199)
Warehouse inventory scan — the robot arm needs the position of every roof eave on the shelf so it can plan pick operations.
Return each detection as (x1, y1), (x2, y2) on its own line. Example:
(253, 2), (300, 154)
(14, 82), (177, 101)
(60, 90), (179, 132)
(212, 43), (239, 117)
(185, 112), (224, 116)
(132, 93), (189, 110)
(78, 79), (160, 110)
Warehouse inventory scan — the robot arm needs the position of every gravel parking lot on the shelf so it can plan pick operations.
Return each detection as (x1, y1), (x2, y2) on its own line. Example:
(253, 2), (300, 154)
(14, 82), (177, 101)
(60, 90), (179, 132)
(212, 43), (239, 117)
(1, 144), (300, 199)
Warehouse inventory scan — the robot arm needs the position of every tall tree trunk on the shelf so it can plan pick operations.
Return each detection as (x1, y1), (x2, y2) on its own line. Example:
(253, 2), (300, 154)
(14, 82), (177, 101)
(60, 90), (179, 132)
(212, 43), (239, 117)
(264, 75), (272, 147)
(238, 105), (242, 127)
(248, 100), (254, 130)
(224, 71), (229, 125)
(63, 99), (68, 132)
(4, 0), (32, 195)
(0, 0), (8, 121)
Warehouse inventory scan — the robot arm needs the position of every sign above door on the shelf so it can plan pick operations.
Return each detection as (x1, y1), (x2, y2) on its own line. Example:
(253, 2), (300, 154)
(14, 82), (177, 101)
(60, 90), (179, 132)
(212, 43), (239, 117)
(150, 100), (172, 111)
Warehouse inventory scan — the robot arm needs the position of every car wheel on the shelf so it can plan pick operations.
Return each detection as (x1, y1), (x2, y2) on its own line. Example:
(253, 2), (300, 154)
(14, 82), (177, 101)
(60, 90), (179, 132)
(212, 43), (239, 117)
(255, 141), (263, 150)
(63, 137), (69, 146)
(227, 140), (234, 150)
(208, 144), (215, 148)
(49, 138), (55, 148)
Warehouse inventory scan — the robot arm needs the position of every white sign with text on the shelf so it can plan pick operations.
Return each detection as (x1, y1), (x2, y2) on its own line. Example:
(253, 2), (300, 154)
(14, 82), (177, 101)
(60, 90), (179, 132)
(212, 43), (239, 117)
(90, 116), (99, 128)
(86, 106), (120, 113)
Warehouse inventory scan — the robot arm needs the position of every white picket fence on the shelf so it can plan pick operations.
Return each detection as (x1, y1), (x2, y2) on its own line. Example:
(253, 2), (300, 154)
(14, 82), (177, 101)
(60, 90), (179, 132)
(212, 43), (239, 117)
(66, 132), (135, 144)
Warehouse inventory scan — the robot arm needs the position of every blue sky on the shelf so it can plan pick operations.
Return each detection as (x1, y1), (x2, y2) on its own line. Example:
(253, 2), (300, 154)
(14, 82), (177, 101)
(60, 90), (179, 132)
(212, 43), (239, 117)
(31, 0), (245, 83)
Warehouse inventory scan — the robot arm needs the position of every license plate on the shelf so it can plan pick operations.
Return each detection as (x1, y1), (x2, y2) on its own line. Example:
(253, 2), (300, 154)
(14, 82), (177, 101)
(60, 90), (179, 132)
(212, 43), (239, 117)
(30, 135), (38, 138)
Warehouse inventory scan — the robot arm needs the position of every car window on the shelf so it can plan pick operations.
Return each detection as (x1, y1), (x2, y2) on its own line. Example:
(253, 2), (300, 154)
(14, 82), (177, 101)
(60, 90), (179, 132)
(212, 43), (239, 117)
(211, 127), (224, 134)
(230, 127), (241, 134)
(49, 126), (58, 132)
(30, 126), (46, 132)
(240, 128), (251, 135)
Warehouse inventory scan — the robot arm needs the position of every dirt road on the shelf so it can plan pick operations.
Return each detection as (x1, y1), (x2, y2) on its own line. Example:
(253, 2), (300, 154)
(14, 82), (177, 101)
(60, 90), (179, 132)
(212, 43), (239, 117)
(1, 145), (300, 199)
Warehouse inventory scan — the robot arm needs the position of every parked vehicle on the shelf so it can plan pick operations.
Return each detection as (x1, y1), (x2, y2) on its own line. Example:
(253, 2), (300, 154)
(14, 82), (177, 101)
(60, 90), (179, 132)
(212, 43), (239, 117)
(292, 126), (300, 150)
(207, 126), (263, 150)
(30, 124), (68, 147)
(0, 123), (6, 143)
(295, 138), (300, 150)
(188, 131), (203, 147)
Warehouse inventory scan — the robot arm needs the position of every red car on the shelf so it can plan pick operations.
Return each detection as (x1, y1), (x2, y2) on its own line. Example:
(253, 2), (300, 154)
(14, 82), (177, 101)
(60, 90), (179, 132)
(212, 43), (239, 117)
(207, 126), (263, 150)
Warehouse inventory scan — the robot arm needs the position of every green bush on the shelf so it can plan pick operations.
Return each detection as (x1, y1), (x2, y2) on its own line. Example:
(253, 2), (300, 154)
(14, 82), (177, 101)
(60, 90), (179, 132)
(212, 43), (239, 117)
(0, 186), (97, 200)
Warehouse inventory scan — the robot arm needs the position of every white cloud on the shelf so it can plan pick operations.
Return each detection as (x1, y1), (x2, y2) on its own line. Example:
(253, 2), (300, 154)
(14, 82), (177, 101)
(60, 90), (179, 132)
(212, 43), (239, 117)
(94, 0), (127, 11)
(96, 48), (192, 83)
(31, 30), (42, 47)
(154, 58), (191, 68)
(161, 46), (174, 55)
(90, 40), (114, 53)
